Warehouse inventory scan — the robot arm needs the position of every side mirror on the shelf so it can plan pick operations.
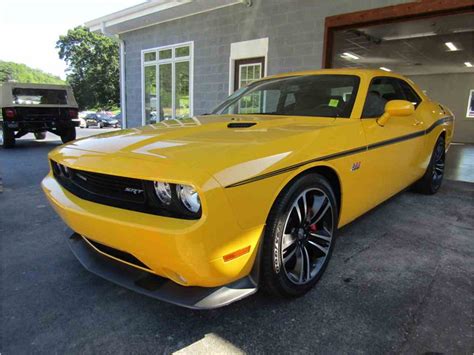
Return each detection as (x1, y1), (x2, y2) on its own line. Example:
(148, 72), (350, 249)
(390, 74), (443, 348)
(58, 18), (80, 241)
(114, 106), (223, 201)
(377, 100), (415, 126)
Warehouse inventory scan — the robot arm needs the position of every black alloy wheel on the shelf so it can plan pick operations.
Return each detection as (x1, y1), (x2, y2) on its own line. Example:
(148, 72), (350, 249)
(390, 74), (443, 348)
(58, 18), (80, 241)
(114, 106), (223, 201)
(414, 135), (445, 195)
(262, 173), (338, 297)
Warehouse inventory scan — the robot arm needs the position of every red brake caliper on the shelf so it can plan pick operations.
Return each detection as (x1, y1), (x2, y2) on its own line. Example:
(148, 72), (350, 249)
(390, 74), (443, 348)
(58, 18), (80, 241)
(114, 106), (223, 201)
(309, 224), (317, 232)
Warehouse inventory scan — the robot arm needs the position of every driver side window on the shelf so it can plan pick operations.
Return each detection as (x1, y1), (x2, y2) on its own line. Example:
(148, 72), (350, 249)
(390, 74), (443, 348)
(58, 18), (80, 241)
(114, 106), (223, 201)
(362, 77), (405, 118)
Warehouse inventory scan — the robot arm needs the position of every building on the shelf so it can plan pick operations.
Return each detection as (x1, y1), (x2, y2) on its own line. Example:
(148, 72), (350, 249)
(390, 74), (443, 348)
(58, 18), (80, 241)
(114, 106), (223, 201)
(86, 0), (474, 143)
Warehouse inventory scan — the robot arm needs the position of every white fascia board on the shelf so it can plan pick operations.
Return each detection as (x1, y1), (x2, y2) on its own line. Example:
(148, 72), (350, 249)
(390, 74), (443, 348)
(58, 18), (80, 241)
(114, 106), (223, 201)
(86, 0), (244, 35)
(107, 1), (191, 28)
(85, 0), (186, 29)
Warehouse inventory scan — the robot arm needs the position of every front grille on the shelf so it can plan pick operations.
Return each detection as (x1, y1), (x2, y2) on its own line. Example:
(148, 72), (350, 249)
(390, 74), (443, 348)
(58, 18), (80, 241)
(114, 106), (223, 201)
(85, 237), (152, 271)
(50, 160), (201, 219)
(52, 161), (148, 209)
(71, 169), (145, 204)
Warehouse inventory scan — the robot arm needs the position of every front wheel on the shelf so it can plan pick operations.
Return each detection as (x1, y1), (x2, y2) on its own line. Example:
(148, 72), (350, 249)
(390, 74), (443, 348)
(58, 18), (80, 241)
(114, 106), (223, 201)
(1, 124), (15, 148)
(261, 173), (338, 298)
(413, 135), (445, 195)
(60, 127), (76, 144)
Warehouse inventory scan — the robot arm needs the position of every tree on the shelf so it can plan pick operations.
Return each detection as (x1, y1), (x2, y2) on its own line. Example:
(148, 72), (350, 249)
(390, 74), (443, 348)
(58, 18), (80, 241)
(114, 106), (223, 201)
(0, 61), (64, 84)
(56, 26), (119, 110)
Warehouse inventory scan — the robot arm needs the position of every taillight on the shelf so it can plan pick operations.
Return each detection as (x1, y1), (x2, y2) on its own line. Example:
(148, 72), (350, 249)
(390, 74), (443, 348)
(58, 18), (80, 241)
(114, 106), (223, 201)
(5, 108), (16, 119)
(68, 109), (78, 119)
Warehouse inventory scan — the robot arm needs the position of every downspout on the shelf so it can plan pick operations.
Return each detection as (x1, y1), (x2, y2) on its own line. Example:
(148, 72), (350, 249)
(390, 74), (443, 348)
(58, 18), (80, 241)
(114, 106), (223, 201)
(119, 38), (127, 128)
(100, 21), (127, 128)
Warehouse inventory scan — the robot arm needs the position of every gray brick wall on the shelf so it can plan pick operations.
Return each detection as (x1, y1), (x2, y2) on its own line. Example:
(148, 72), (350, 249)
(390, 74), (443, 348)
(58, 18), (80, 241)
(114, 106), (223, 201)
(120, 0), (410, 127)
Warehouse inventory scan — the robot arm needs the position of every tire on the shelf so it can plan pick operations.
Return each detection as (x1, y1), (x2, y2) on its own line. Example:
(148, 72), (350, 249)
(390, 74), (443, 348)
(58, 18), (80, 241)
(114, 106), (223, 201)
(261, 173), (338, 298)
(98, 122), (103, 129)
(34, 131), (47, 140)
(413, 135), (445, 195)
(0, 124), (15, 148)
(60, 127), (76, 144)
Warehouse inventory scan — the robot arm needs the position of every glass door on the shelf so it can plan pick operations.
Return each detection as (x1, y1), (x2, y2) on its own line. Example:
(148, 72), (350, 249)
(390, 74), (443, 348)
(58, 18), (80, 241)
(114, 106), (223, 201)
(142, 43), (193, 124)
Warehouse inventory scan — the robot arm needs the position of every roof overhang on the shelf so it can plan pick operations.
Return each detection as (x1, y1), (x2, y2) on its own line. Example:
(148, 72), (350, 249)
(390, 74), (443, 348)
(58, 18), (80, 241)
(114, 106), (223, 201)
(85, 0), (248, 35)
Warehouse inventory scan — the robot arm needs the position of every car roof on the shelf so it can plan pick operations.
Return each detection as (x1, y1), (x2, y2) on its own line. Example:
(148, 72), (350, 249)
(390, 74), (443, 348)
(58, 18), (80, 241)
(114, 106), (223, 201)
(263, 68), (409, 81)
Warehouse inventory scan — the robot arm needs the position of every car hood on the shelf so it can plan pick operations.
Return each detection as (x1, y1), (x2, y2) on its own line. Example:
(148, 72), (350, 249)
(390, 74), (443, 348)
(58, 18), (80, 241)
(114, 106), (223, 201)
(52, 114), (337, 187)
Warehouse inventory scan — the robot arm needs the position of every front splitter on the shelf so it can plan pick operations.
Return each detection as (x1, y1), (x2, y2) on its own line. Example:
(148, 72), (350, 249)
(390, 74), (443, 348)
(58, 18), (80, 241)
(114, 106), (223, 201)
(67, 233), (258, 309)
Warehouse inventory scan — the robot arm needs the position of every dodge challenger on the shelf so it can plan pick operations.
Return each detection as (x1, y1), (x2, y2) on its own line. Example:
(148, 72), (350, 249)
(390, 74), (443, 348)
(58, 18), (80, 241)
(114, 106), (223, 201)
(42, 69), (454, 309)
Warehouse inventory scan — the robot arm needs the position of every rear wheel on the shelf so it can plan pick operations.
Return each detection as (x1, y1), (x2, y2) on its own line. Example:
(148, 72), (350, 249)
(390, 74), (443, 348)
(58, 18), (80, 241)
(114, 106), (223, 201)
(413, 135), (445, 195)
(0, 124), (15, 148)
(34, 131), (47, 140)
(261, 173), (338, 298)
(60, 127), (76, 144)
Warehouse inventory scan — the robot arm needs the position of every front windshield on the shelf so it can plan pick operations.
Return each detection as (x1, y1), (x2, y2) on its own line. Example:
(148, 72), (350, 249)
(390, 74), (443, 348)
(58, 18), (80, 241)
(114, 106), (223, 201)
(212, 74), (360, 118)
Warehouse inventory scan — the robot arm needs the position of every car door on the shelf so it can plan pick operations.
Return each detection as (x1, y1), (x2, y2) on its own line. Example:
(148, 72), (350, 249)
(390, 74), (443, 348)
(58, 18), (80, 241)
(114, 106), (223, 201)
(360, 76), (425, 207)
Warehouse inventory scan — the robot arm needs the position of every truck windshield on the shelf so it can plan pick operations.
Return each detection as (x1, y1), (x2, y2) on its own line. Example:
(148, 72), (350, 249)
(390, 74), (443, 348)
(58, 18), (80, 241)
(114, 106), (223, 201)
(12, 88), (68, 105)
(212, 74), (360, 118)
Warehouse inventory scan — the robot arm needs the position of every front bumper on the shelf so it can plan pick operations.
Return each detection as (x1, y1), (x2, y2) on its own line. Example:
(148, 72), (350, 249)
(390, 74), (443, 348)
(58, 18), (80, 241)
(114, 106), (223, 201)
(68, 233), (258, 309)
(42, 173), (263, 288)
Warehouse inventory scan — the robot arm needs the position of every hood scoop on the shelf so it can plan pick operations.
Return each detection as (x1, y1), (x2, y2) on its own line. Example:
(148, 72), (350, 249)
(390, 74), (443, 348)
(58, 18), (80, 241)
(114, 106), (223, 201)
(227, 122), (257, 128)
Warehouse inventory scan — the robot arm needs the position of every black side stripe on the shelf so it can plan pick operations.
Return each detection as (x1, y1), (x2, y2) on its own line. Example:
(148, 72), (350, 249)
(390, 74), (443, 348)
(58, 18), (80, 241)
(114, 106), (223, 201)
(225, 116), (453, 188)
(426, 115), (453, 133)
(225, 145), (368, 188)
(367, 130), (425, 150)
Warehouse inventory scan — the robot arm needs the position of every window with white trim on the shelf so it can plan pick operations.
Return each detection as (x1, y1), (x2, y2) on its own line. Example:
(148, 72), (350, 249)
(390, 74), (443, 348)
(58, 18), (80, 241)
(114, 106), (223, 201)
(142, 42), (193, 124)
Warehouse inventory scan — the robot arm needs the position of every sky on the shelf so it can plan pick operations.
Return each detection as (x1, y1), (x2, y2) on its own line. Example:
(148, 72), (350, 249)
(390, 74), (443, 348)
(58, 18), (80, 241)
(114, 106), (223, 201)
(0, 0), (144, 79)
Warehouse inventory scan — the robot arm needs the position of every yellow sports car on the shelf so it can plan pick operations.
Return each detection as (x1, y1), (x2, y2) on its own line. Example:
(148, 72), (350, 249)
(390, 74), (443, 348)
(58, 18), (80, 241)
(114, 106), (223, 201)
(42, 69), (454, 309)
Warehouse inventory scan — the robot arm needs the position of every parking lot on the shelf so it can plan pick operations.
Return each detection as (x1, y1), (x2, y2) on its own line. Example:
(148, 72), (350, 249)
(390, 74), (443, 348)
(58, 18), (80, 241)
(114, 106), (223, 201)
(1, 130), (473, 354)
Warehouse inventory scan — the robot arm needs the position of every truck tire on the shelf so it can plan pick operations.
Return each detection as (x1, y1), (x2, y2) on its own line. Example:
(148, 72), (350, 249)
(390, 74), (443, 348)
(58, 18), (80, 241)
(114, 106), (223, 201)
(34, 131), (47, 140)
(60, 127), (76, 144)
(1, 124), (15, 149)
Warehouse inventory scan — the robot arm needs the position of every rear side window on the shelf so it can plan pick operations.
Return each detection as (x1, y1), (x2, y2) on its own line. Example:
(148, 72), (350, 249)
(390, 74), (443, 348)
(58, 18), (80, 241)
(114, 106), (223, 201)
(397, 79), (422, 108)
(12, 88), (68, 105)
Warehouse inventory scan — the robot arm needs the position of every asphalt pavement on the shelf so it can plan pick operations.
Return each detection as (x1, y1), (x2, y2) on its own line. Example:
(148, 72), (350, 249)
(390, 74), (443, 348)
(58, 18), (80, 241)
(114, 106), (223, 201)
(0, 129), (473, 354)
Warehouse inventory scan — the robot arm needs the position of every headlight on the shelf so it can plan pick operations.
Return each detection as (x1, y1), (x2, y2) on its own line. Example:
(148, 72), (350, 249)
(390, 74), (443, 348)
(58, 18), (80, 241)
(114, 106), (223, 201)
(148, 181), (201, 219)
(153, 181), (172, 205)
(176, 184), (201, 213)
